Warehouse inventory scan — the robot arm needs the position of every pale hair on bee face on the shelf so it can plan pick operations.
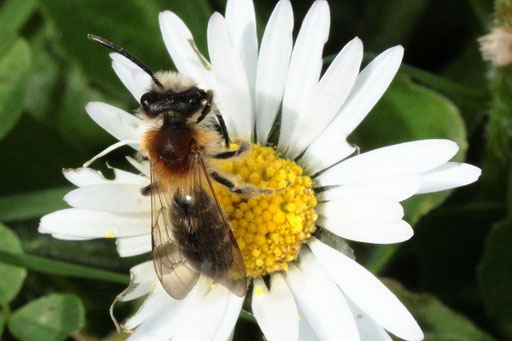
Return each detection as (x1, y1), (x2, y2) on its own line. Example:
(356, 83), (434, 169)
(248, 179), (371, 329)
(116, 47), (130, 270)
(152, 71), (197, 93)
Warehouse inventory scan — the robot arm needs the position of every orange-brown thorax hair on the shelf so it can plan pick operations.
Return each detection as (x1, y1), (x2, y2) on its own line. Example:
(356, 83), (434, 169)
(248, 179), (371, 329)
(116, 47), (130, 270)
(141, 119), (220, 191)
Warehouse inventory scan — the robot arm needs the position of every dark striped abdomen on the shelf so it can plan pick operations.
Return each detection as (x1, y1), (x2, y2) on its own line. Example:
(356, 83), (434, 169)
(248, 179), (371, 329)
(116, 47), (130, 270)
(169, 189), (233, 279)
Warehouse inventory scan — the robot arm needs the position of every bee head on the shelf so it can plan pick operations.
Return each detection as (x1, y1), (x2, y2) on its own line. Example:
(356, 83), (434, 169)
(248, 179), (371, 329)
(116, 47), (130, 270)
(140, 87), (210, 119)
(87, 34), (213, 122)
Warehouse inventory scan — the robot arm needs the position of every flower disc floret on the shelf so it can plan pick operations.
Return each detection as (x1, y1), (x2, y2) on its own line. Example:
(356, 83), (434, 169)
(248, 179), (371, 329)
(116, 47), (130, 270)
(214, 144), (317, 278)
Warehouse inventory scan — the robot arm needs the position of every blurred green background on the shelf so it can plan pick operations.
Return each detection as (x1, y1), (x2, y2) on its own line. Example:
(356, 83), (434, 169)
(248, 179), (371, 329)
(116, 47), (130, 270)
(0, 0), (510, 340)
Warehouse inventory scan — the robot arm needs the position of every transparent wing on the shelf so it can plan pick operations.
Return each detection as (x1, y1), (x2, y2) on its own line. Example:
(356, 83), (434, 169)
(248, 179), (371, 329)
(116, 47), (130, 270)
(194, 155), (246, 296)
(151, 164), (200, 300)
(151, 154), (247, 299)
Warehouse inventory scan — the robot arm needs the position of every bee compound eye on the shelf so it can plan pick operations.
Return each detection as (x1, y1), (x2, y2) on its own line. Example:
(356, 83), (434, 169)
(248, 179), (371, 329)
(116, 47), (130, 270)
(187, 89), (204, 104)
(140, 92), (159, 117)
(140, 93), (152, 109)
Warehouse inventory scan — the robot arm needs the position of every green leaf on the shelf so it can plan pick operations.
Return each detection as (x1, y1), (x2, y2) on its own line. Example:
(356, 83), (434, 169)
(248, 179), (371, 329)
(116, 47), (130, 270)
(364, 0), (426, 51)
(413, 202), (505, 312)
(0, 39), (31, 140)
(478, 168), (512, 338)
(0, 0), (38, 35)
(23, 21), (61, 121)
(55, 63), (119, 151)
(0, 309), (4, 338)
(0, 187), (72, 222)
(0, 250), (129, 285)
(0, 114), (89, 194)
(477, 217), (512, 339)
(8, 294), (85, 341)
(383, 279), (495, 341)
(351, 73), (467, 154)
(351, 73), (468, 273)
(40, 0), (212, 96)
(0, 224), (26, 305)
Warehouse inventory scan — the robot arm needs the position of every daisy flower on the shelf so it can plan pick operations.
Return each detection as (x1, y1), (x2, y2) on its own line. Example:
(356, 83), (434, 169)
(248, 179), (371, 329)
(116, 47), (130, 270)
(39, 0), (481, 340)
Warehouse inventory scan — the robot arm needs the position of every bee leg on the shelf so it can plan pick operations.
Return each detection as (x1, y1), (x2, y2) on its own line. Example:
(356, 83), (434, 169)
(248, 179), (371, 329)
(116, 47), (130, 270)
(137, 154), (149, 162)
(211, 141), (249, 160)
(215, 113), (230, 148)
(210, 171), (273, 197)
(196, 90), (214, 124)
(140, 184), (155, 196)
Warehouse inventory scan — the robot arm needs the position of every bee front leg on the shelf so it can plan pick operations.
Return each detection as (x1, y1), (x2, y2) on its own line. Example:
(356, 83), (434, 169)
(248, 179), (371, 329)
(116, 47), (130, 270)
(210, 172), (272, 197)
(140, 183), (155, 196)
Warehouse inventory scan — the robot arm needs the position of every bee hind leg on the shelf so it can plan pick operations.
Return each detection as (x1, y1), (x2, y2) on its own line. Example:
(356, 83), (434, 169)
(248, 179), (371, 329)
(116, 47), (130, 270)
(210, 171), (272, 197)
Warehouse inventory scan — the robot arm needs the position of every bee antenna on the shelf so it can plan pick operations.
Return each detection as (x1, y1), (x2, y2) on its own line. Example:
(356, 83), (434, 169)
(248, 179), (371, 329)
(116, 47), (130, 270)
(88, 34), (164, 89)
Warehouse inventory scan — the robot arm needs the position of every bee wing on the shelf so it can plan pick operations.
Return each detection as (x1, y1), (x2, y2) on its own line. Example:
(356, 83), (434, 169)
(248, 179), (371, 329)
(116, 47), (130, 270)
(193, 155), (247, 297)
(150, 154), (247, 299)
(150, 165), (200, 300)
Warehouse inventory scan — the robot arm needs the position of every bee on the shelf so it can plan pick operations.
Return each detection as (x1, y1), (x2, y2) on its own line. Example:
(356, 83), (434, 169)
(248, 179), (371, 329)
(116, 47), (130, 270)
(89, 35), (268, 299)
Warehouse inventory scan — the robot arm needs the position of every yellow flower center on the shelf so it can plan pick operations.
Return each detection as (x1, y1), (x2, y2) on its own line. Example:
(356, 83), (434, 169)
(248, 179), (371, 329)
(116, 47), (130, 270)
(213, 144), (318, 278)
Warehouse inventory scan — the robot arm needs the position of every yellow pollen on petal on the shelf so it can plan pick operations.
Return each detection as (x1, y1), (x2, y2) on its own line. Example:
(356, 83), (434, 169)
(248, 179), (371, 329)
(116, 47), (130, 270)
(210, 284), (216, 289)
(214, 144), (317, 278)
(105, 232), (115, 238)
(255, 287), (264, 295)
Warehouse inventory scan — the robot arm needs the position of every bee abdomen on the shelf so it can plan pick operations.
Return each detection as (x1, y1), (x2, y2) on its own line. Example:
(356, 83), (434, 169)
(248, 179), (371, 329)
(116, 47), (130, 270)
(170, 190), (233, 278)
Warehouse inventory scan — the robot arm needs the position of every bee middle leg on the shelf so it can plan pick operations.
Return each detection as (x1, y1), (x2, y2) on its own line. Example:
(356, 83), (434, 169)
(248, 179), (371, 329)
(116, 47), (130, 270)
(210, 172), (272, 197)
(211, 140), (250, 160)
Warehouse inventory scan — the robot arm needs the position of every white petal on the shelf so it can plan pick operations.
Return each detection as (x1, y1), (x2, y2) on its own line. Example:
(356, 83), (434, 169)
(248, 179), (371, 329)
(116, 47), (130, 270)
(349, 301), (393, 341)
(309, 238), (423, 341)
(110, 53), (152, 101)
(212, 292), (244, 341)
(225, 0), (258, 100)
(50, 234), (92, 241)
(63, 168), (111, 187)
(288, 37), (364, 158)
(85, 102), (146, 142)
(64, 183), (150, 213)
(83, 139), (141, 168)
(39, 208), (149, 238)
(298, 310), (321, 341)
(254, 0), (294, 143)
(417, 162), (481, 194)
(336, 46), (404, 136)
(63, 167), (147, 187)
(318, 140), (459, 187)
(116, 234), (152, 258)
(322, 174), (421, 202)
(126, 156), (151, 177)
(252, 274), (299, 341)
(279, 0), (330, 150)
(173, 284), (241, 341)
(286, 247), (359, 340)
(317, 198), (404, 225)
(125, 284), (174, 331)
(301, 135), (356, 174)
(159, 11), (214, 89)
(119, 261), (157, 302)
(303, 46), (404, 173)
(126, 277), (210, 337)
(208, 13), (253, 140)
(318, 218), (414, 244)
(109, 167), (149, 185)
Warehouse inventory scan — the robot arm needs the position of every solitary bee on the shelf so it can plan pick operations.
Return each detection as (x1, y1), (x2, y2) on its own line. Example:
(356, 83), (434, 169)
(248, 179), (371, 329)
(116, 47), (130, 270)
(89, 35), (267, 299)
